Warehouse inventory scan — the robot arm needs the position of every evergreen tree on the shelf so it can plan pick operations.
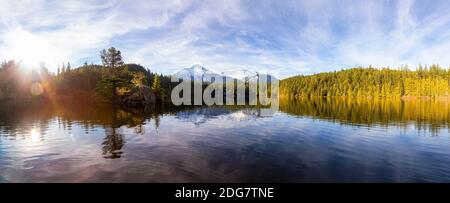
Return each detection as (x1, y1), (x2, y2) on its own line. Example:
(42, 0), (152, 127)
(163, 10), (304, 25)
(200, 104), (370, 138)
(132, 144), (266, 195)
(151, 74), (161, 96)
(66, 62), (71, 72)
(100, 47), (124, 69)
(280, 65), (450, 98)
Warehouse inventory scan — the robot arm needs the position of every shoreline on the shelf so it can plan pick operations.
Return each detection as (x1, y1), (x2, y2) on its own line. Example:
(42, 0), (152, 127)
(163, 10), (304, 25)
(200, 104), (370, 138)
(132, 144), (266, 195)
(279, 95), (450, 101)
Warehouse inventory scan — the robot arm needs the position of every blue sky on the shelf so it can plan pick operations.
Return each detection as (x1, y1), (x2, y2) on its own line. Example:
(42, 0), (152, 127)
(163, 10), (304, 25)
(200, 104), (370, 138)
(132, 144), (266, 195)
(1, 0), (450, 78)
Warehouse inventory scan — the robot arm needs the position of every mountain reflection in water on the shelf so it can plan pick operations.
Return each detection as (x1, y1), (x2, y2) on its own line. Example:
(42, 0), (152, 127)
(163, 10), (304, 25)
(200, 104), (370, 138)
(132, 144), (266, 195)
(1, 97), (450, 182)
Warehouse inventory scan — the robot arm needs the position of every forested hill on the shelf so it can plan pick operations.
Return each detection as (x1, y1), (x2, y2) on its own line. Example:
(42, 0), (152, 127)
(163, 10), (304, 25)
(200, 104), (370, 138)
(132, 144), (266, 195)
(0, 47), (174, 103)
(280, 65), (450, 98)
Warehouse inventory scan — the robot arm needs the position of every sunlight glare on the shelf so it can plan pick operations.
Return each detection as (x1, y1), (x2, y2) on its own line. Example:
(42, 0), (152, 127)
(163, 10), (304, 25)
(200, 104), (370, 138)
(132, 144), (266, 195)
(30, 128), (41, 142)
(3, 27), (61, 69)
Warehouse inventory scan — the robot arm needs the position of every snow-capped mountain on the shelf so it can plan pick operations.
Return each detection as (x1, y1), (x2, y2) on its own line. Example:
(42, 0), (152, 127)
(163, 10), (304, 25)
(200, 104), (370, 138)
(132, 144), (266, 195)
(172, 64), (225, 82)
(172, 64), (277, 83)
(221, 69), (259, 82)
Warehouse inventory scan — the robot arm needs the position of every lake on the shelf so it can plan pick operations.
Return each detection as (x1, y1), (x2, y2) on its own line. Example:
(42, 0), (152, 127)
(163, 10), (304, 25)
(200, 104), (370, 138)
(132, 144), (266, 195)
(1, 97), (450, 182)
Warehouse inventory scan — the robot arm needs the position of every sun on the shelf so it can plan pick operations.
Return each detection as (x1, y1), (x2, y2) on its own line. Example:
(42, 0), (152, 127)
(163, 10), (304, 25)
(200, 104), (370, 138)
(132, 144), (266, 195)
(3, 27), (60, 69)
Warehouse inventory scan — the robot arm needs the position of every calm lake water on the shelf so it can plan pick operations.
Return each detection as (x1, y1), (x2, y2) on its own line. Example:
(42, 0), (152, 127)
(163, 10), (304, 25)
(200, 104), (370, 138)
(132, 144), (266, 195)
(1, 98), (450, 182)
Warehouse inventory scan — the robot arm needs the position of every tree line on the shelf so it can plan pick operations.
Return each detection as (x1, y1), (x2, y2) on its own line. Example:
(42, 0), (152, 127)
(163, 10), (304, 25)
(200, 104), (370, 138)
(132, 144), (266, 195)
(280, 65), (450, 98)
(0, 47), (173, 103)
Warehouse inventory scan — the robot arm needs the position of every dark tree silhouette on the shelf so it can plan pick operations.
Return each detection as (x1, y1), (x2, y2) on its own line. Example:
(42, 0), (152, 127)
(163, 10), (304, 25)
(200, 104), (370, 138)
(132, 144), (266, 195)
(100, 47), (124, 69)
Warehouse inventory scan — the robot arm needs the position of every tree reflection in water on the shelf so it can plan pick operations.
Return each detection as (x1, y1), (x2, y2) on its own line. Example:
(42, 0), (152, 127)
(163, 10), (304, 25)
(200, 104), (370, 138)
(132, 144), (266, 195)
(102, 128), (124, 159)
(280, 96), (450, 135)
(0, 100), (170, 159)
(2, 98), (450, 182)
(98, 105), (160, 158)
(2, 97), (450, 159)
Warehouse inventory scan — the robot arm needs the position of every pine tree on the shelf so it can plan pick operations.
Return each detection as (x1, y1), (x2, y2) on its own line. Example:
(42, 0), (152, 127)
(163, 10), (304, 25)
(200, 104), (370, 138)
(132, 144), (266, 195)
(66, 62), (71, 72)
(151, 75), (161, 96)
(100, 47), (124, 69)
(280, 65), (450, 98)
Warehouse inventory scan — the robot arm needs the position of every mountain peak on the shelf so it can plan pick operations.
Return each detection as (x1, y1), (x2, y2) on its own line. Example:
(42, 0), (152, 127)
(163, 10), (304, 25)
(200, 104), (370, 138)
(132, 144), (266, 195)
(191, 64), (205, 70)
(222, 69), (259, 81)
(173, 65), (221, 81)
(173, 65), (276, 82)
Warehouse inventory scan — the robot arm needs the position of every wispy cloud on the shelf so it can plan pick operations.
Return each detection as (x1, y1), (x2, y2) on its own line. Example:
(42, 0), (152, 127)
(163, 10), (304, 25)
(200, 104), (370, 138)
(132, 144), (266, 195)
(0, 0), (190, 68)
(1, 0), (450, 78)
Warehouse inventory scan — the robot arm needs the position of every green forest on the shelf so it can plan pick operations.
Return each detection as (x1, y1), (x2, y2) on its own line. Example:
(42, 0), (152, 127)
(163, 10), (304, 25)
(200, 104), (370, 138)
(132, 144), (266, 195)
(3, 48), (450, 104)
(280, 65), (450, 98)
(0, 47), (174, 104)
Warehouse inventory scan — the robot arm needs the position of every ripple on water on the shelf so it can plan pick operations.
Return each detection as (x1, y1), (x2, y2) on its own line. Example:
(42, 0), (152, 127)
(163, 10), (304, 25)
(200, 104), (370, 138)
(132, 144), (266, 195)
(1, 101), (450, 182)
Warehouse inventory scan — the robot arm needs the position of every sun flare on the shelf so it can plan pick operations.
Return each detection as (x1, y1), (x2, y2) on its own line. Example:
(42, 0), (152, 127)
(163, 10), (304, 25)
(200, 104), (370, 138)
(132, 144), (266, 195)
(3, 27), (60, 69)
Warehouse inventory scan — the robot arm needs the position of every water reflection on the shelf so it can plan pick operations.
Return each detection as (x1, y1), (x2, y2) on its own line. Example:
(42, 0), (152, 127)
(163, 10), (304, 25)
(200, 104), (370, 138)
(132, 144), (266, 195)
(280, 97), (450, 133)
(1, 98), (450, 182)
(103, 128), (124, 159)
(175, 107), (261, 125)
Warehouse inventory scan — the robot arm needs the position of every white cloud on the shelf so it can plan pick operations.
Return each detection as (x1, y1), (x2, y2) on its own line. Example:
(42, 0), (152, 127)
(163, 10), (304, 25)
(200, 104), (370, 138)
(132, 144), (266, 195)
(1, 0), (450, 77)
(0, 0), (190, 69)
